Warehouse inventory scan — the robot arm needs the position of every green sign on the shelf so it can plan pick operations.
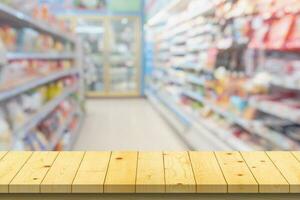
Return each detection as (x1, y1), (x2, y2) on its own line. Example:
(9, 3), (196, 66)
(107, 0), (141, 12)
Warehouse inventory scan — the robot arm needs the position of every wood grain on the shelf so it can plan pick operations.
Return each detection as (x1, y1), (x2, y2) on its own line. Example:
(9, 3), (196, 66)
(1, 151), (300, 194)
(189, 152), (227, 193)
(215, 152), (258, 193)
(104, 151), (138, 193)
(41, 152), (84, 193)
(0, 151), (32, 193)
(136, 152), (165, 193)
(267, 151), (300, 193)
(241, 152), (289, 193)
(9, 152), (58, 193)
(72, 151), (111, 193)
(164, 152), (196, 193)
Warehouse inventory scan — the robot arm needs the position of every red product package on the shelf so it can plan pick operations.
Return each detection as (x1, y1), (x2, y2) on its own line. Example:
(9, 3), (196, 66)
(265, 14), (294, 50)
(206, 47), (218, 70)
(248, 18), (270, 49)
(285, 14), (300, 50)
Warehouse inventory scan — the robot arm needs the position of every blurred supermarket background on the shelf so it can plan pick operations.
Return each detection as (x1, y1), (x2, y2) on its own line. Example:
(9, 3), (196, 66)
(0, 0), (299, 151)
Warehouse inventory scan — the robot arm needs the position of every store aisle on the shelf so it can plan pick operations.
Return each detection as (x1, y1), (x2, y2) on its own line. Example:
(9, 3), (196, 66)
(74, 99), (188, 150)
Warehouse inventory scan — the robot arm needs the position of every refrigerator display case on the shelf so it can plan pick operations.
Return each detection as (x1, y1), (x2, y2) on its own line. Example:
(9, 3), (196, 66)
(61, 16), (141, 97)
(75, 17), (106, 95)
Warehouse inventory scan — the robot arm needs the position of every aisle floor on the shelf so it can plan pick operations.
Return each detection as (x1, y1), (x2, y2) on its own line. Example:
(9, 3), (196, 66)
(74, 98), (188, 150)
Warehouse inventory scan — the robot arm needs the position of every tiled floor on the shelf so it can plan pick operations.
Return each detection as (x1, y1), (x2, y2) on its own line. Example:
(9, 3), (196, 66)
(74, 98), (188, 150)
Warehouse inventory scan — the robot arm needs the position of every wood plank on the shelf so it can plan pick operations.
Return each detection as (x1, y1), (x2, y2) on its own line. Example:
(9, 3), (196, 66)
(41, 151), (84, 193)
(215, 152), (258, 193)
(164, 151), (196, 193)
(0, 151), (32, 193)
(241, 152), (289, 193)
(0, 152), (7, 160)
(292, 151), (300, 171)
(267, 151), (300, 193)
(189, 151), (227, 193)
(292, 152), (300, 161)
(9, 152), (58, 193)
(136, 152), (165, 193)
(72, 152), (111, 193)
(104, 151), (138, 193)
(1, 193), (300, 200)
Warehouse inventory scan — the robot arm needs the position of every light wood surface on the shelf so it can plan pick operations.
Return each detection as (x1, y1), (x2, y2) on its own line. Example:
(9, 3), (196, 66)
(41, 152), (85, 193)
(164, 152), (196, 193)
(0, 151), (31, 193)
(189, 152), (227, 193)
(9, 152), (58, 193)
(136, 152), (165, 193)
(104, 151), (138, 193)
(241, 151), (289, 193)
(72, 152), (111, 193)
(1, 193), (300, 200)
(267, 151), (300, 193)
(215, 152), (258, 193)
(0, 151), (299, 194)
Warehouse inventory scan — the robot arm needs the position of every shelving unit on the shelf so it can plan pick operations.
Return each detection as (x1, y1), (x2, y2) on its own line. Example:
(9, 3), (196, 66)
(146, 0), (300, 150)
(146, 87), (256, 151)
(0, 68), (79, 101)
(13, 84), (78, 139)
(0, 3), (84, 150)
(0, 4), (75, 43)
(47, 109), (77, 151)
(6, 52), (75, 60)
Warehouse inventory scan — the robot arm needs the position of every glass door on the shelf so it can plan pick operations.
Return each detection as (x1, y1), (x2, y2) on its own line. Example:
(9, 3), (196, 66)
(106, 16), (141, 96)
(75, 17), (107, 96)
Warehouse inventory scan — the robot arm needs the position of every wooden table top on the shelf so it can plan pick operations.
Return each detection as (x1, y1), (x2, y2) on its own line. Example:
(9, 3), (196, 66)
(0, 151), (300, 194)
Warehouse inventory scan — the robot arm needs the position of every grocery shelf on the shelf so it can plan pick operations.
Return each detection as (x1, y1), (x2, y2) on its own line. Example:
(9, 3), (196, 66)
(146, 87), (255, 150)
(148, 0), (300, 151)
(0, 3), (76, 43)
(146, 89), (187, 134)
(197, 116), (257, 151)
(166, 77), (185, 85)
(48, 111), (77, 150)
(147, 0), (190, 26)
(48, 108), (84, 151)
(66, 111), (85, 150)
(174, 63), (196, 70)
(13, 84), (78, 139)
(0, 3), (85, 151)
(149, 89), (191, 126)
(0, 68), (79, 102)
(186, 75), (205, 86)
(271, 76), (300, 91)
(250, 100), (300, 124)
(182, 90), (297, 149)
(182, 90), (204, 102)
(6, 52), (75, 60)
(191, 120), (233, 150)
(183, 106), (255, 150)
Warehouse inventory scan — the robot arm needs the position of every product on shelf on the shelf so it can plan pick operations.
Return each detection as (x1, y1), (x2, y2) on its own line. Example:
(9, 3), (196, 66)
(147, 0), (300, 150)
(5, 77), (69, 128)
(5, 99), (27, 131)
(0, 26), (72, 53)
(21, 98), (79, 151)
(0, 108), (11, 150)
(0, 2), (83, 151)
(1, 1), (73, 34)
(0, 59), (73, 89)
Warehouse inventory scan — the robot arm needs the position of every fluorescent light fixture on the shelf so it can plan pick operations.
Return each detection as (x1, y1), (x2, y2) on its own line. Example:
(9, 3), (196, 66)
(147, 0), (183, 27)
(76, 26), (104, 34)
